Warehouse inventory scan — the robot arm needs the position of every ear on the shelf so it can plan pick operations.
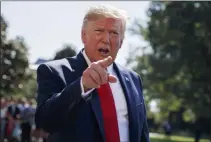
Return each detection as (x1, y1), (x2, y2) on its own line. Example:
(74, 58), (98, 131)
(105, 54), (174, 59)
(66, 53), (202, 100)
(81, 28), (87, 44)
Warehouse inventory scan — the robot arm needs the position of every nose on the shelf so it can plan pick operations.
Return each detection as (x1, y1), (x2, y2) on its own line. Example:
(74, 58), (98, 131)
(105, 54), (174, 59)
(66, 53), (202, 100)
(102, 31), (110, 44)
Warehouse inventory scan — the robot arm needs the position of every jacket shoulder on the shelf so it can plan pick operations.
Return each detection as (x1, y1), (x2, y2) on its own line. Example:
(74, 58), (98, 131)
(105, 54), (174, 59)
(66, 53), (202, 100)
(115, 63), (140, 78)
(37, 56), (76, 72)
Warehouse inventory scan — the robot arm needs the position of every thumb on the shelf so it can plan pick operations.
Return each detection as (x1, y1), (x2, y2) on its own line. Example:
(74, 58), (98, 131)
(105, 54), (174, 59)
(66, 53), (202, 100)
(108, 75), (117, 83)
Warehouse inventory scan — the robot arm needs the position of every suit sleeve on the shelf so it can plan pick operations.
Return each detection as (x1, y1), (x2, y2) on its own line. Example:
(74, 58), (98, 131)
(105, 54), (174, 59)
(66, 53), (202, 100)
(138, 76), (150, 142)
(35, 64), (83, 133)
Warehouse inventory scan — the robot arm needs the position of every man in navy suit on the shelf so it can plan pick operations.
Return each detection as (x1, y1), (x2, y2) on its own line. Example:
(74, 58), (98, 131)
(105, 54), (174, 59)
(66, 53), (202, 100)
(35, 4), (150, 142)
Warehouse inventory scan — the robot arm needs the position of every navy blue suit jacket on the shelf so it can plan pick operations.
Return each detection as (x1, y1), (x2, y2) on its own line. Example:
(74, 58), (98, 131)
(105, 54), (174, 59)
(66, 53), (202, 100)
(35, 50), (150, 142)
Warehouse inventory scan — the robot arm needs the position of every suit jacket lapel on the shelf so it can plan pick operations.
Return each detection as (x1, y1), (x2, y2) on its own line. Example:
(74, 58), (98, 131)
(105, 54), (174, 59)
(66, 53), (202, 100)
(90, 90), (106, 141)
(113, 63), (140, 142)
(74, 51), (106, 141)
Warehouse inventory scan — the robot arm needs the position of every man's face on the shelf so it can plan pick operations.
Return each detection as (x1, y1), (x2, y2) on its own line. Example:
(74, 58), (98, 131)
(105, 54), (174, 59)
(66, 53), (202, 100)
(82, 17), (123, 62)
(0, 99), (6, 108)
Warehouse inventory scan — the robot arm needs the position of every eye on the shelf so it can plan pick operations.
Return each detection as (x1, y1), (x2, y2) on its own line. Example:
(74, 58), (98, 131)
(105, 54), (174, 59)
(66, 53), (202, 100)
(95, 29), (104, 32)
(111, 31), (119, 35)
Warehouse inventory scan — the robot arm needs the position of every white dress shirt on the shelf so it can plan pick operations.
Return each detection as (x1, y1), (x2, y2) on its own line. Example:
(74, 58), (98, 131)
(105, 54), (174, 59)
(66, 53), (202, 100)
(80, 50), (129, 142)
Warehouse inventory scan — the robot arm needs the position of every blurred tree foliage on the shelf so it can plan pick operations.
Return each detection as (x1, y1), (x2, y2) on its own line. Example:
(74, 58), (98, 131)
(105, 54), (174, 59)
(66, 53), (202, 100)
(129, 1), (211, 125)
(17, 71), (37, 99)
(1, 15), (32, 97)
(53, 44), (77, 60)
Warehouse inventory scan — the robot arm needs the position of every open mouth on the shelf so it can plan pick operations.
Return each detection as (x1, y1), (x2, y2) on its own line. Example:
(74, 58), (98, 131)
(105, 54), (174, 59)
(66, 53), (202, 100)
(98, 48), (109, 56)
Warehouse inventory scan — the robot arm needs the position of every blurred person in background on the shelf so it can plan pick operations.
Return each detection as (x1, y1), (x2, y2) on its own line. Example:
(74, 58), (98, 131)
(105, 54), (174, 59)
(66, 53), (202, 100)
(162, 120), (172, 138)
(19, 98), (34, 142)
(0, 98), (8, 141)
(5, 97), (21, 141)
(35, 4), (150, 142)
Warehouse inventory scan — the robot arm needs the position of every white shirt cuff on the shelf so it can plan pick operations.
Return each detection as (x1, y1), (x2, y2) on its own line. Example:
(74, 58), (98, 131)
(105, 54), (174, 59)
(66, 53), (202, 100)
(80, 78), (94, 98)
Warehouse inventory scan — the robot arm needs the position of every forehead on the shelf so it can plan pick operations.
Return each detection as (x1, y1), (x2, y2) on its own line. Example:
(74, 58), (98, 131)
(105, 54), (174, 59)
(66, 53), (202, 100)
(89, 17), (122, 30)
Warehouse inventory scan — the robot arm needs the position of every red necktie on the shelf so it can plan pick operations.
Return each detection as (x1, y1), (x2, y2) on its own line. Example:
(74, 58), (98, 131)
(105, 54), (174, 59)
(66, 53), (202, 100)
(97, 83), (120, 142)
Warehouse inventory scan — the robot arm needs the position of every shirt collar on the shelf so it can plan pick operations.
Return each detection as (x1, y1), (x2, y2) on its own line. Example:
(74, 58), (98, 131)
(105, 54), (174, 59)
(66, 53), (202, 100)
(82, 49), (113, 72)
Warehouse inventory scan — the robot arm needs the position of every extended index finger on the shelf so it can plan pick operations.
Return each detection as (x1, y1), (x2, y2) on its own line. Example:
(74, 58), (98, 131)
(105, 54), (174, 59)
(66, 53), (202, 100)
(98, 56), (113, 68)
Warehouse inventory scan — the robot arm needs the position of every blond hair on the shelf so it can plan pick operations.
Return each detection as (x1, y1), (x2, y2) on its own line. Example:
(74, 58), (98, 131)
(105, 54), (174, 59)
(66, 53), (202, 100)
(82, 4), (128, 39)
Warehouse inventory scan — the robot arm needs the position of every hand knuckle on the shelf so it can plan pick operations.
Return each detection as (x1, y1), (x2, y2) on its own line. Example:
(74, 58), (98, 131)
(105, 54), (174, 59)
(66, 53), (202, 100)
(91, 62), (97, 68)
(82, 71), (86, 76)
(83, 70), (88, 76)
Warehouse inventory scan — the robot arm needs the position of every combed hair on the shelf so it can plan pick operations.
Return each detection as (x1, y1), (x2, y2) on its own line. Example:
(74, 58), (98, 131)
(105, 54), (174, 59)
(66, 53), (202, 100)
(82, 4), (128, 38)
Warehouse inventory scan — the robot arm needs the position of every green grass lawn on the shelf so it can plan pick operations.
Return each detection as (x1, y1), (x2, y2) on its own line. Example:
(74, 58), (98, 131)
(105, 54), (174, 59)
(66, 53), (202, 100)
(150, 133), (210, 142)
